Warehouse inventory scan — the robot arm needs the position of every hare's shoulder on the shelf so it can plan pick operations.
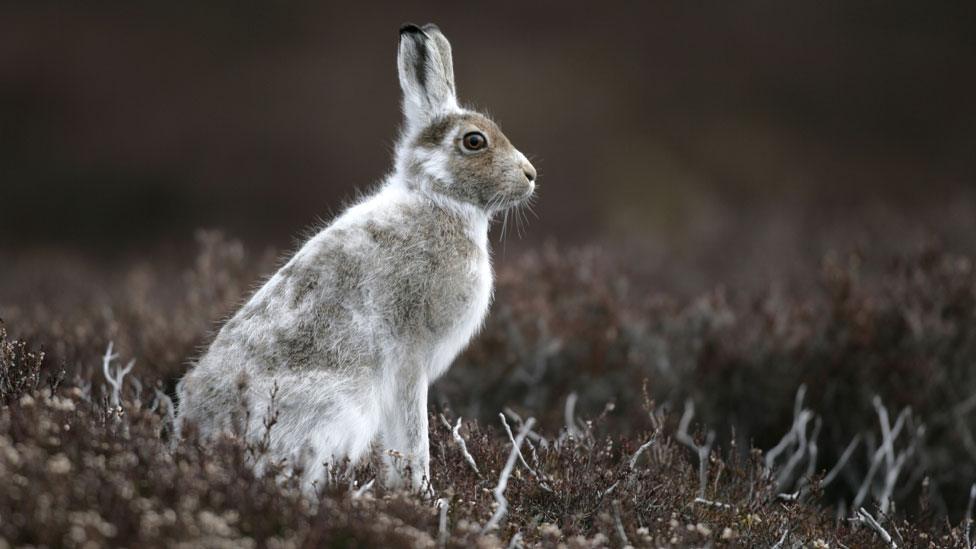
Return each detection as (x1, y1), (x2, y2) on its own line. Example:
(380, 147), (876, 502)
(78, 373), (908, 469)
(200, 226), (380, 375)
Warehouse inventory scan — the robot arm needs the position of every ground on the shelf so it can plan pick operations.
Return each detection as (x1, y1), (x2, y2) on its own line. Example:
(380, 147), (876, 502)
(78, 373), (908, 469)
(3, 231), (976, 547)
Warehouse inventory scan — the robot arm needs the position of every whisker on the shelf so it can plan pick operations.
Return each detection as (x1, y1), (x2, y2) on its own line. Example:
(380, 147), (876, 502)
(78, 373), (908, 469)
(513, 204), (524, 239)
(485, 192), (504, 221)
(518, 204), (530, 238)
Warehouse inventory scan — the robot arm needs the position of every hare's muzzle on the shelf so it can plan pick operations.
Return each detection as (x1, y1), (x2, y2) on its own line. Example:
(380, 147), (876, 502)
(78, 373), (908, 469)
(517, 151), (536, 185)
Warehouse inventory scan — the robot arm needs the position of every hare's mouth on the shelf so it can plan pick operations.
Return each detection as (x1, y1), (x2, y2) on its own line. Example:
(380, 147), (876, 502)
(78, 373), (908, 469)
(514, 182), (536, 203)
(485, 182), (535, 213)
(498, 186), (535, 210)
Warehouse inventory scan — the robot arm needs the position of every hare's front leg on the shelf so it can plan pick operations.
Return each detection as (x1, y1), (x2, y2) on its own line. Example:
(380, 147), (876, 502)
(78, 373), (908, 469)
(379, 375), (431, 491)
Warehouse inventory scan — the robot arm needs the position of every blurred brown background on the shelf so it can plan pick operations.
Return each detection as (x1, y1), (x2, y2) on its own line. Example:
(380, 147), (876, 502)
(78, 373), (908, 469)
(2, 1), (975, 289)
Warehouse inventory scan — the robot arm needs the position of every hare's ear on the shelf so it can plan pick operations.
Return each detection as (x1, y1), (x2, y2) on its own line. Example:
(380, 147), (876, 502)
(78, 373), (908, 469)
(398, 23), (458, 131)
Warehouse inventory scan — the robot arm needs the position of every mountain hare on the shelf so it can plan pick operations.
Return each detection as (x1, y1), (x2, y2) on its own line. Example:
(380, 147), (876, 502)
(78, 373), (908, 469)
(176, 23), (536, 490)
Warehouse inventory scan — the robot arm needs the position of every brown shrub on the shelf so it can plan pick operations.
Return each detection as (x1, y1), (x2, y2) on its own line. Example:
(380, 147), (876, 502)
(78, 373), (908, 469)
(3, 234), (976, 546)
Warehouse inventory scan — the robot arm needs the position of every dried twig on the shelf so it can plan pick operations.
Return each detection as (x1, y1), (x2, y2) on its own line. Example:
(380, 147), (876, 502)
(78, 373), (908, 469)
(822, 434), (861, 487)
(504, 407), (548, 447)
(874, 397), (898, 471)
(854, 441), (885, 511)
(777, 491), (800, 502)
(964, 483), (976, 549)
(766, 385), (808, 469)
(771, 528), (789, 549)
(499, 413), (551, 492)
(130, 376), (143, 398)
(437, 497), (450, 549)
(857, 507), (897, 548)
(483, 417), (536, 533)
(611, 500), (629, 547)
(804, 417), (822, 482)
(351, 478), (374, 499)
(101, 341), (135, 407)
(676, 399), (715, 500)
(879, 435), (916, 515)
(765, 385), (825, 496)
(774, 409), (814, 490)
(628, 433), (658, 470)
(564, 392), (583, 438)
(602, 481), (620, 500)
(854, 398), (914, 513)
(440, 414), (481, 476)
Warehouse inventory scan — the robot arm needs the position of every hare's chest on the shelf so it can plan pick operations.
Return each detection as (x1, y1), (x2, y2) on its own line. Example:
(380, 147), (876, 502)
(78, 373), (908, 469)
(422, 239), (491, 332)
(426, 247), (492, 378)
(459, 249), (493, 332)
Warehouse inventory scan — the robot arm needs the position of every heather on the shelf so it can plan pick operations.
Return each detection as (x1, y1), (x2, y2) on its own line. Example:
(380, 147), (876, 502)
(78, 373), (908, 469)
(3, 232), (976, 547)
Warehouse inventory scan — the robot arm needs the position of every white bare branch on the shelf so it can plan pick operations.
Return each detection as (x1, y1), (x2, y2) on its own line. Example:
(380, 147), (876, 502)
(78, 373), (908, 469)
(771, 528), (789, 548)
(766, 385), (808, 469)
(602, 480), (619, 499)
(764, 385), (824, 497)
(879, 432), (916, 515)
(504, 407), (548, 448)
(774, 409), (813, 491)
(777, 491), (800, 502)
(873, 396), (909, 472)
(101, 341), (135, 407)
(440, 414), (481, 476)
(803, 416), (823, 483)
(676, 399), (715, 500)
(854, 398), (915, 513)
(351, 478), (375, 499)
(437, 497), (450, 549)
(854, 441), (885, 511)
(130, 376), (143, 398)
(483, 417), (536, 533)
(822, 434), (861, 488)
(857, 507), (897, 548)
(629, 433), (658, 470)
(564, 392), (582, 438)
(964, 483), (976, 549)
(499, 413), (551, 492)
(612, 500), (630, 547)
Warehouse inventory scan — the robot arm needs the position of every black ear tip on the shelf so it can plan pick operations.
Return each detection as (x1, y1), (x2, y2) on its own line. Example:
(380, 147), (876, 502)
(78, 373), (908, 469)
(399, 23), (426, 37)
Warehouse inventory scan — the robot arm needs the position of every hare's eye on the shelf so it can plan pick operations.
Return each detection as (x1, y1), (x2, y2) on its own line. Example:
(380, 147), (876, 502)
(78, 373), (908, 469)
(462, 131), (487, 151)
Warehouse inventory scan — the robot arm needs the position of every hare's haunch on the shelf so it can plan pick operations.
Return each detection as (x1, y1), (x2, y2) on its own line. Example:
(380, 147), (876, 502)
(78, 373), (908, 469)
(176, 23), (536, 490)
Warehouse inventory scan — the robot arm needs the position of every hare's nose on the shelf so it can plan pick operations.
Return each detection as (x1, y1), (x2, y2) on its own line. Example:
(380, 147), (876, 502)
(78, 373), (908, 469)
(522, 162), (537, 183)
